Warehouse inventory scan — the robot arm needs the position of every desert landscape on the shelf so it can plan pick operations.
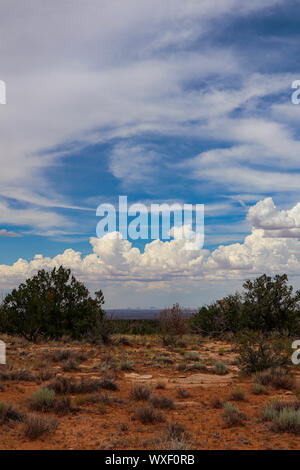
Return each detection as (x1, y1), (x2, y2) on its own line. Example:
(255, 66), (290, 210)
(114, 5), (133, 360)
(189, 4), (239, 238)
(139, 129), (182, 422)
(0, 331), (299, 450)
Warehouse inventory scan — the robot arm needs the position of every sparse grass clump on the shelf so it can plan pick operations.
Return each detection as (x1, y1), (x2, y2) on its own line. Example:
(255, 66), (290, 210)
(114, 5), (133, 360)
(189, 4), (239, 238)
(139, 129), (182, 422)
(131, 384), (151, 401)
(30, 388), (55, 412)
(154, 422), (191, 450)
(38, 369), (56, 382)
(230, 386), (246, 401)
(255, 367), (294, 390)
(237, 339), (289, 374)
(211, 397), (224, 409)
(214, 360), (228, 375)
(184, 352), (200, 361)
(0, 401), (25, 424)
(155, 381), (166, 390)
(76, 393), (111, 406)
(30, 388), (75, 414)
(120, 361), (134, 371)
(61, 359), (80, 372)
(176, 387), (191, 399)
(53, 396), (76, 415)
(47, 349), (87, 363)
(24, 414), (57, 440)
(135, 405), (165, 424)
(0, 368), (36, 382)
(186, 361), (207, 371)
(150, 394), (175, 410)
(156, 356), (174, 365)
(263, 399), (300, 434)
(47, 376), (103, 394)
(252, 383), (268, 395)
(222, 402), (245, 426)
(100, 378), (118, 391)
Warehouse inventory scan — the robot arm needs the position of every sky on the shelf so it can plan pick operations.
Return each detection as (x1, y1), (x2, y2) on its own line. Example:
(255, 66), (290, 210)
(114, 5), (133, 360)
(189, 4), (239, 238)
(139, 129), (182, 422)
(1, 0), (300, 308)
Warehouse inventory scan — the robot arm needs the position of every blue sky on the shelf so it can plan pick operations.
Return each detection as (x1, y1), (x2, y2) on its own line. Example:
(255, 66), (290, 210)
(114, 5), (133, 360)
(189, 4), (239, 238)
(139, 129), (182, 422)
(1, 0), (300, 307)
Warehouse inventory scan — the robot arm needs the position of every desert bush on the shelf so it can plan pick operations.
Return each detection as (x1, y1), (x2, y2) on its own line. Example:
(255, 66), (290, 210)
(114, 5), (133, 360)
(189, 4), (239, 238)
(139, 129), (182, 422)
(263, 399), (300, 433)
(61, 359), (80, 372)
(230, 387), (246, 401)
(222, 402), (245, 426)
(100, 378), (118, 391)
(0, 266), (106, 341)
(120, 360), (134, 371)
(24, 414), (57, 440)
(211, 397), (224, 409)
(86, 315), (115, 345)
(47, 349), (87, 363)
(156, 356), (174, 365)
(30, 388), (55, 412)
(149, 395), (175, 410)
(176, 387), (191, 399)
(154, 422), (191, 450)
(184, 352), (200, 361)
(53, 396), (76, 415)
(190, 274), (300, 335)
(159, 304), (188, 336)
(155, 381), (166, 390)
(47, 376), (103, 394)
(0, 367), (36, 382)
(166, 422), (186, 441)
(252, 383), (268, 395)
(38, 369), (56, 382)
(186, 361), (207, 371)
(0, 401), (25, 424)
(273, 408), (300, 433)
(237, 337), (289, 374)
(113, 319), (160, 335)
(135, 406), (165, 424)
(254, 367), (294, 390)
(213, 360), (228, 375)
(190, 294), (243, 335)
(242, 274), (300, 332)
(76, 393), (111, 406)
(131, 384), (151, 401)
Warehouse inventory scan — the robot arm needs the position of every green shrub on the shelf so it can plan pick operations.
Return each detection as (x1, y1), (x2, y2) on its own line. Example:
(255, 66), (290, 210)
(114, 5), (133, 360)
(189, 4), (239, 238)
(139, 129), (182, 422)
(190, 274), (300, 335)
(135, 406), (165, 424)
(190, 294), (243, 335)
(47, 376), (103, 394)
(0, 401), (25, 424)
(274, 408), (300, 433)
(30, 388), (55, 412)
(120, 361), (134, 371)
(149, 395), (175, 410)
(222, 402), (245, 426)
(237, 338), (289, 374)
(230, 387), (246, 401)
(159, 304), (188, 336)
(0, 266), (106, 341)
(255, 367), (294, 390)
(252, 383), (268, 395)
(24, 414), (57, 440)
(214, 360), (228, 375)
(263, 399), (300, 433)
(131, 384), (151, 401)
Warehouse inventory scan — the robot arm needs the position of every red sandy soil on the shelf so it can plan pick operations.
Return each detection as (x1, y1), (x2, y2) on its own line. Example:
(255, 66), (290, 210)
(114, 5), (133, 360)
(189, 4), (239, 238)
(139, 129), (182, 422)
(0, 335), (299, 450)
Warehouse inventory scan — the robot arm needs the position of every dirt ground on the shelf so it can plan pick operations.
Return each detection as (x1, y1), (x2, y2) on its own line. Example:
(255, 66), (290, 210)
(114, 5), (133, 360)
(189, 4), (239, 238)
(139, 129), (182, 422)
(0, 333), (299, 450)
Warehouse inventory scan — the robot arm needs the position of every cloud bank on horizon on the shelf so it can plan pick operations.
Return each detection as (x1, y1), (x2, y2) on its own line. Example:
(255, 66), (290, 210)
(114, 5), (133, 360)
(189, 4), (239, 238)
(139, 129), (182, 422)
(2, 199), (300, 305)
(1, 0), (300, 306)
